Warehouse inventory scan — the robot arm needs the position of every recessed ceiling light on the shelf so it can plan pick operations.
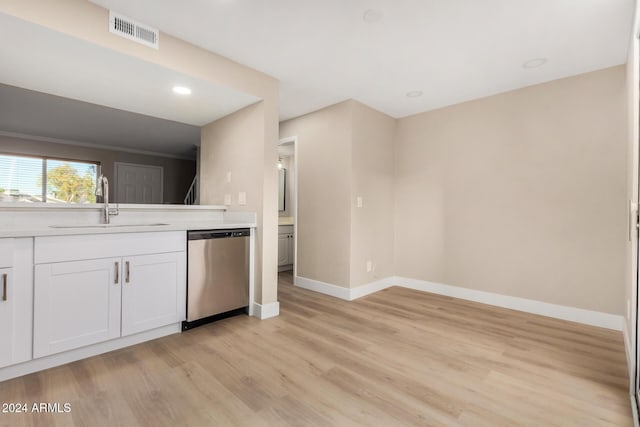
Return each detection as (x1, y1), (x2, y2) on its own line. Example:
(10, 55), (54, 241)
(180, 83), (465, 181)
(522, 58), (548, 69)
(173, 86), (192, 95)
(363, 9), (383, 23)
(406, 90), (423, 98)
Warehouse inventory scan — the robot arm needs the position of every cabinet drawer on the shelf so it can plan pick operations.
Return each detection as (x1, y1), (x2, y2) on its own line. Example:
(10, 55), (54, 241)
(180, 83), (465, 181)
(278, 225), (294, 235)
(0, 239), (14, 268)
(35, 231), (186, 264)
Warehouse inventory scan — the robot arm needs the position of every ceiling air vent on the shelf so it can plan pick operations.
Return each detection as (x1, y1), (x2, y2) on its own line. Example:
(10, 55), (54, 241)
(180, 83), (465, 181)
(109, 11), (159, 49)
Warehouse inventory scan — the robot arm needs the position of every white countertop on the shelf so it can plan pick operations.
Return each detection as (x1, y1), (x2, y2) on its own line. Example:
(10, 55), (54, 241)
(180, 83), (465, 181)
(0, 221), (256, 238)
(0, 202), (228, 212)
(278, 216), (295, 226)
(0, 203), (256, 238)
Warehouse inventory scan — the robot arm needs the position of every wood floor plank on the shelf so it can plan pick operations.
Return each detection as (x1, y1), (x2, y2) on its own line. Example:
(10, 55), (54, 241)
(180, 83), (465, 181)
(0, 271), (632, 426)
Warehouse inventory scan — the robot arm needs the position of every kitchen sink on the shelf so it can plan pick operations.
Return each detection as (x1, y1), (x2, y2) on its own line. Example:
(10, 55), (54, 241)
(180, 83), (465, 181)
(49, 223), (170, 228)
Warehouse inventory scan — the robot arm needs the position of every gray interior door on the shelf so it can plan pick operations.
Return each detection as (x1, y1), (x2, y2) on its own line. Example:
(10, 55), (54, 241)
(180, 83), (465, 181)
(114, 163), (163, 204)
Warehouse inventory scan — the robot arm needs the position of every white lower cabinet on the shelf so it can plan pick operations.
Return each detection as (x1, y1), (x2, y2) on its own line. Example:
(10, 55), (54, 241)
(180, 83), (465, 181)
(34, 258), (122, 358)
(277, 234), (290, 266)
(0, 238), (34, 369)
(121, 252), (186, 337)
(278, 225), (294, 270)
(0, 267), (15, 366)
(33, 232), (186, 359)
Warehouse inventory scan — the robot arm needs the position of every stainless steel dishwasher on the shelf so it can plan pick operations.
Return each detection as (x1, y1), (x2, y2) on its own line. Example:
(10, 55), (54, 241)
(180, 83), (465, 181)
(183, 228), (250, 330)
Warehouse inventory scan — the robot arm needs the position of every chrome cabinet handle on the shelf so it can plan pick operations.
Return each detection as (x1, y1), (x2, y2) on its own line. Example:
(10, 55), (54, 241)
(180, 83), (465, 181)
(2, 273), (6, 301)
(114, 262), (120, 284)
(125, 261), (130, 284)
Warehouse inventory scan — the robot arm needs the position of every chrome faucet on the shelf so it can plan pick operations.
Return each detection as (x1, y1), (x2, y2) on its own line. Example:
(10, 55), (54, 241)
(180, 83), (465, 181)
(96, 174), (119, 224)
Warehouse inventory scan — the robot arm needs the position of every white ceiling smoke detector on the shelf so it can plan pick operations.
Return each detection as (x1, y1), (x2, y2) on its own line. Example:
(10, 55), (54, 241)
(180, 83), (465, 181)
(522, 58), (548, 69)
(363, 9), (383, 23)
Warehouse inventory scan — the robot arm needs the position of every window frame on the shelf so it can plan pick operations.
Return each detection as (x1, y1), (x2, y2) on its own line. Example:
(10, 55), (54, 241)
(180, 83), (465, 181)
(0, 152), (101, 203)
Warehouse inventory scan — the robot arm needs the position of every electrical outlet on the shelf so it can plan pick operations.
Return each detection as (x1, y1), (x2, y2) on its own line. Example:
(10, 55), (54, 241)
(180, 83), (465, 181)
(366, 260), (372, 272)
(357, 196), (363, 208)
(224, 194), (231, 205)
(238, 192), (247, 205)
(226, 171), (232, 183)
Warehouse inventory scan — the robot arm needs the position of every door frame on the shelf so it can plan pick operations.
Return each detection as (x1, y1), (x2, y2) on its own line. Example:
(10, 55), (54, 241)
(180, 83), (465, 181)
(633, 14), (640, 423)
(278, 136), (298, 278)
(113, 162), (164, 204)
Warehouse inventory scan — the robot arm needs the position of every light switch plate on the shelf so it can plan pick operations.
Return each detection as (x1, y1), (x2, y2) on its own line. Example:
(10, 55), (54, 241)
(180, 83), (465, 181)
(357, 196), (363, 208)
(238, 192), (247, 205)
(226, 171), (232, 183)
(366, 260), (372, 272)
(224, 194), (231, 205)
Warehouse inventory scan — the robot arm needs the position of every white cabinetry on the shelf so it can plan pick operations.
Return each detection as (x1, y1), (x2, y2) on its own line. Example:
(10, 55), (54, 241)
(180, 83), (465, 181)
(121, 252), (185, 336)
(34, 258), (121, 358)
(0, 266), (14, 366)
(33, 232), (186, 358)
(0, 238), (34, 369)
(278, 234), (290, 266)
(278, 225), (294, 271)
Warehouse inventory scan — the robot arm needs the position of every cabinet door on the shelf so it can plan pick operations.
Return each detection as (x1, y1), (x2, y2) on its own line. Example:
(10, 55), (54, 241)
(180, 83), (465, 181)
(278, 234), (289, 266)
(34, 258), (122, 358)
(287, 234), (295, 265)
(121, 252), (186, 337)
(0, 268), (13, 367)
(0, 238), (35, 368)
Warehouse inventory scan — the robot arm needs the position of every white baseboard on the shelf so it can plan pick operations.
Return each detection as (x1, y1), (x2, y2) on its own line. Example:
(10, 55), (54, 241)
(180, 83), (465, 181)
(294, 274), (623, 331)
(0, 323), (181, 382)
(350, 277), (395, 300)
(253, 301), (280, 320)
(394, 276), (623, 331)
(294, 275), (394, 301)
(294, 276), (352, 300)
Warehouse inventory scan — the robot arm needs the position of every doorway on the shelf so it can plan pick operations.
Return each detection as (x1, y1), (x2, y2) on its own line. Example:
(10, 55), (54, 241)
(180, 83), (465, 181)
(277, 136), (298, 277)
(114, 162), (163, 204)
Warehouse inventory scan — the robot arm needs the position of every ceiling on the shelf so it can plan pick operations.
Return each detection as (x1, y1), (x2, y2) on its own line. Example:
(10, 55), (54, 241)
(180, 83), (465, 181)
(0, 84), (201, 159)
(0, 11), (260, 157)
(90, 0), (634, 120)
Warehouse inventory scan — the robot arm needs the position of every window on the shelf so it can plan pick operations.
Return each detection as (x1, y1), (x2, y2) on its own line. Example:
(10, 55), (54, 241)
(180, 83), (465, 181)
(0, 154), (99, 204)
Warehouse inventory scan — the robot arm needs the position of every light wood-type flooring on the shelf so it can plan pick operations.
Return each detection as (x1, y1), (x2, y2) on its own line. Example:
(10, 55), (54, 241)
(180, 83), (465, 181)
(0, 271), (633, 426)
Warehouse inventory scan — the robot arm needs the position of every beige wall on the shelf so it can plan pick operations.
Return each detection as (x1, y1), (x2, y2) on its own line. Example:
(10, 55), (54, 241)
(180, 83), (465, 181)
(0, 135), (195, 204)
(280, 101), (353, 287)
(395, 66), (627, 315)
(201, 103), (264, 208)
(1, 0), (280, 305)
(350, 102), (395, 287)
(282, 67), (626, 316)
(280, 100), (396, 289)
(200, 102), (274, 302)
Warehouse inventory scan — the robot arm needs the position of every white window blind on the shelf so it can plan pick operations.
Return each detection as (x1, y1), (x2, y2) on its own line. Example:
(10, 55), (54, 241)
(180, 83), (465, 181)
(0, 154), (99, 203)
